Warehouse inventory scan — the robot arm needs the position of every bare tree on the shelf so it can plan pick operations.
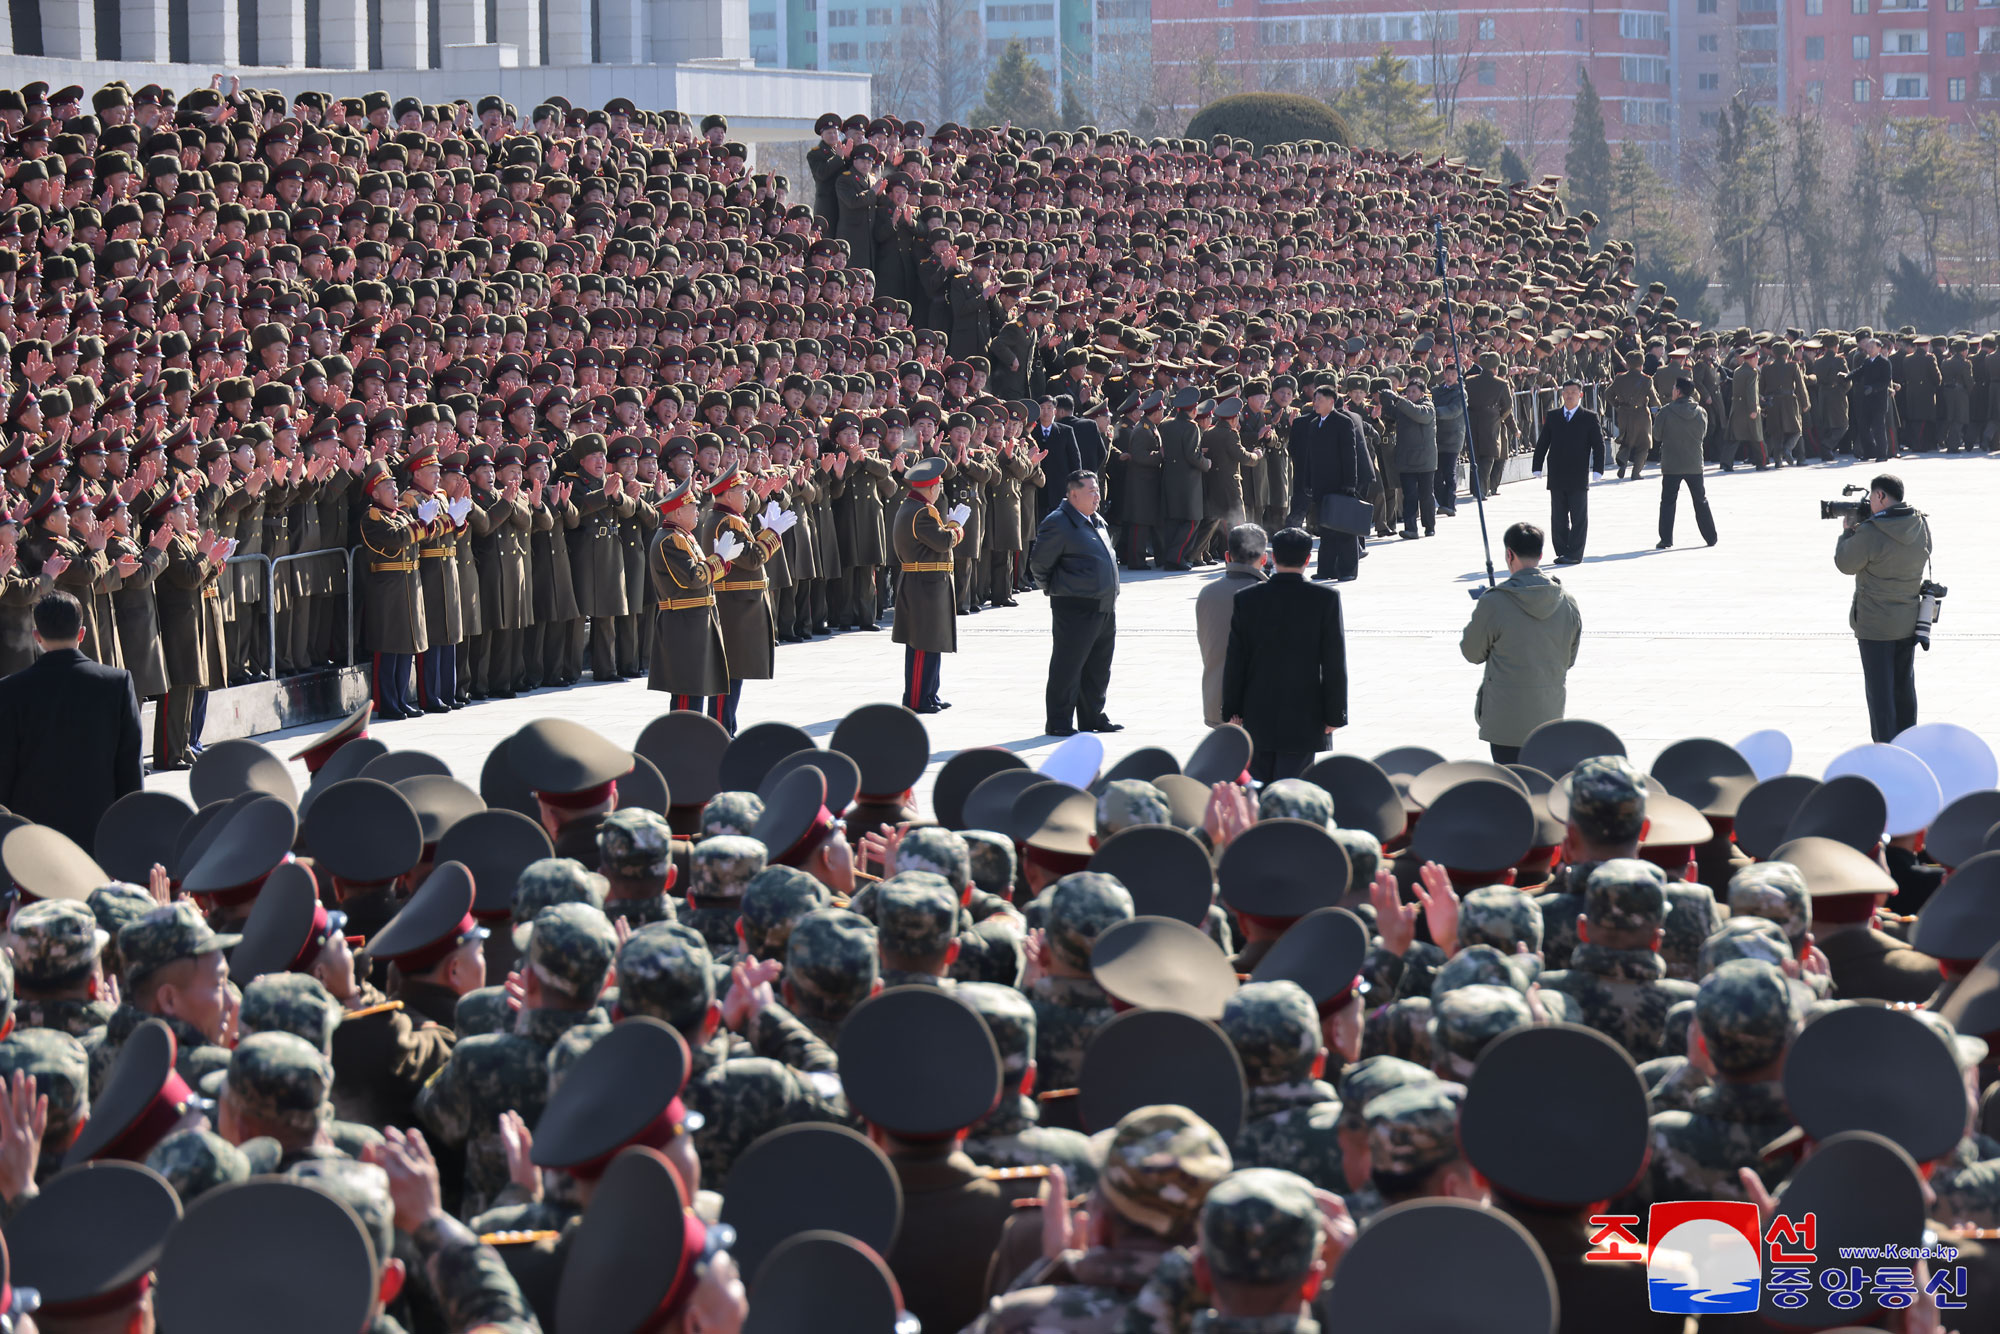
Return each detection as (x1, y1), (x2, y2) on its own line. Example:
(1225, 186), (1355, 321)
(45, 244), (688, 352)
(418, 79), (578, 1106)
(1423, 2), (1478, 136)
(1506, 7), (1566, 175)
(881, 0), (986, 125)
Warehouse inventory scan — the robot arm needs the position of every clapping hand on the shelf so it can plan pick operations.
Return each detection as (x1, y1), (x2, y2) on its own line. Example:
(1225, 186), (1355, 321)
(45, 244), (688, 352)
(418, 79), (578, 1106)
(415, 498), (440, 523)
(765, 507), (800, 535)
(945, 503), (971, 526)
(713, 531), (744, 563)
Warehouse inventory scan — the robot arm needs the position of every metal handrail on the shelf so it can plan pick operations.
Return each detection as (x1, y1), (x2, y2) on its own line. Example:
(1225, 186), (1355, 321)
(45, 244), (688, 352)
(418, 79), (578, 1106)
(223, 552), (276, 680)
(225, 547), (361, 674)
(270, 547), (358, 667)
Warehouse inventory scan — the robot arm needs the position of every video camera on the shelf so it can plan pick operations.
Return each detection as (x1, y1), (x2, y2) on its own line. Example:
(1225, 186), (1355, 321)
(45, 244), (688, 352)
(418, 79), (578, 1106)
(1820, 485), (1870, 520)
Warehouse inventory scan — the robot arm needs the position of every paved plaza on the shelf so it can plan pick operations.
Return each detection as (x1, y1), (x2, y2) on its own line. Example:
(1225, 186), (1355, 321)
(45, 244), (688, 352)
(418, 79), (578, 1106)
(146, 453), (2000, 808)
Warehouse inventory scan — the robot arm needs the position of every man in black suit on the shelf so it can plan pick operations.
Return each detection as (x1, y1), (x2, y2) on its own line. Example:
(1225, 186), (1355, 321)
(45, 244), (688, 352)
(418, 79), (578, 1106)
(1031, 397), (1082, 489)
(1028, 471), (1121, 737)
(1221, 527), (1347, 781)
(1057, 395), (1106, 476)
(1289, 383), (1375, 582)
(1853, 336), (1895, 462)
(1532, 379), (1607, 565)
(0, 591), (144, 847)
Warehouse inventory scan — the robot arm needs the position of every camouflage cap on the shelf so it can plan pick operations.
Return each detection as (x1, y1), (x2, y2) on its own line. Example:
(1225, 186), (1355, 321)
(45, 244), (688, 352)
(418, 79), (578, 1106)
(147, 1128), (253, 1204)
(1043, 871), (1135, 971)
(226, 1030), (333, 1133)
(961, 830), (1017, 897)
(1693, 958), (1797, 1076)
(1728, 861), (1811, 943)
(952, 917), (1026, 986)
(1661, 882), (1719, 982)
(700, 790), (765, 838)
(1394, 941), (1447, 999)
(616, 921), (714, 1032)
(787, 909), (879, 1015)
(896, 826), (971, 892)
(1361, 996), (1434, 1067)
(456, 986), (515, 1038)
(1336, 1055), (1437, 1132)
(527, 902), (619, 1000)
(513, 857), (608, 928)
(739, 865), (831, 958)
(875, 872), (959, 959)
(88, 883), (155, 977)
(957, 981), (1036, 1082)
(238, 973), (340, 1055)
(287, 1157), (395, 1261)
(1699, 916), (1795, 975)
(596, 808), (675, 879)
(1219, 980), (1321, 1087)
(0, 1027), (87, 1157)
(1458, 886), (1543, 955)
(1328, 828), (1382, 888)
(1365, 1081), (1466, 1180)
(1582, 858), (1668, 932)
(1258, 779), (1333, 828)
(5, 898), (107, 988)
(548, 1018), (614, 1093)
(1431, 983), (1534, 1075)
(1096, 780), (1171, 836)
(1098, 1104), (1234, 1238)
(119, 900), (240, 986)
(1200, 1168), (1324, 1286)
(1565, 755), (1648, 843)
(1431, 944), (1531, 997)
(691, 835), (767, 900)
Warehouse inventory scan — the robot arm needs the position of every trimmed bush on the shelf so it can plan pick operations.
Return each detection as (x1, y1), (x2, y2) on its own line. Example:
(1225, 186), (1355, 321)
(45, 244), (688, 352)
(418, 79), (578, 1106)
(1184, 94), (1352, 153)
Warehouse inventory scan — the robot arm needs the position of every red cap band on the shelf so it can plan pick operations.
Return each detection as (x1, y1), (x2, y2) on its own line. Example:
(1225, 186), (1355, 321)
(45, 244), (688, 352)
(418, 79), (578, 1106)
(537, 779), (619, 811)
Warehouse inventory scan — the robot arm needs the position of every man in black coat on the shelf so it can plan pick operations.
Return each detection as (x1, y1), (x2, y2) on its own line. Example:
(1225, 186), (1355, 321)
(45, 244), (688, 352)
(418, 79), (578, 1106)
(1030, 397), (1082, 486)
(0, 591), (144, 847)
(1531, 380), (1607, 565)
(1220, 527), (1347, 781)
(1057, 396), (1106, 476)
(1853, 336), (1896, 462)
(1288, 383), (1375, 582)
(1028, 471), (1121, 737)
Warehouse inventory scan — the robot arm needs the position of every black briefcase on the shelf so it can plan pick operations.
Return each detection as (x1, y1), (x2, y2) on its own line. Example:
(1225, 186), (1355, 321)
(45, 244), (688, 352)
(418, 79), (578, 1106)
(1316, 493), (1375, 536)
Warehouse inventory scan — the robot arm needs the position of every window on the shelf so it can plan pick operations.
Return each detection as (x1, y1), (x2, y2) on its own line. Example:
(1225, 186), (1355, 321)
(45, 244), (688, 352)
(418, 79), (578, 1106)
(1096, 0), (1141, 15)
(749, 9), (773, 24)
(1983, 71), (2000, 94)
(1885, 28), (1929, 51)
(865, 38), (893, 54)
(1951, 75), (1968, 97)
(1739, 0), (1774, 10)
(1806, 0), (1823, 10)
(988, 33), (1053, 51)
(1574, 17), (1583, 38)
(1853, 0), (1868, 10)
(1698, 33), (1718, 49)
(1619, 12), (1666, 38)
(1854, 33), (1870, 55)
(1855, 77), (1872, 98)
(1477, 59), (1496, 83)
(1697, 0), (1716, 10)
(865, 6), (891, 21)
(1984, 25), (2000, 47)
(1218, 23), (1232, 47)
(1699, 109), (1720, 126)
(1950, 0), (1965, 9)
(1699, 71), (1720, 88)
(827, 7), (855, 24)
(828, 39), (857, 56)
(1947, 29), (1965, 52)
(1805, 35), (1824, 57)
(1889, 73), (1927, 95)
(1620, 99), (1671, 124)
(1621, 55), (1669, 82)
(1739, 26), (1777, 49)
(1805, 78), (1825, 100)
(1260, 19), (1297, 43)
(1478, 17), (1494, 39)
(987, 2), (1054, 16)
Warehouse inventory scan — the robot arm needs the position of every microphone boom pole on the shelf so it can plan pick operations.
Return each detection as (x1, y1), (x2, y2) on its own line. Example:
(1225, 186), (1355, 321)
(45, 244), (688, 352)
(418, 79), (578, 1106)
(1433, 215), (1498, 596)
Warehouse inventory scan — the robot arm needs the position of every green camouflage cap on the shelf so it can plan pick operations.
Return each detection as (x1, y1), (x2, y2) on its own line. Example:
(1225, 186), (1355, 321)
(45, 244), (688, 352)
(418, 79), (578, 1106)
(456, 986), (515, 1038)
(1728, 861), (1811, 943)
(1458, 886), (1543, 954)
(226, 1031), (333, 1133)
(691, 834), (766, 900)
(875, 872), (959, 958)
(287, 1157), (395, 1261)
(596, 808), (675, 879)
(548, 1018), (614, 1093)
(961, 830), (1017, 897)
(1661, 883), (1720, 981)
(1099, 1104), (1234, 1238)
(513, 857), (608, 928)
(1258, 779), (1333, 827)
(700, 790), (765, 838)
(1361, 996), (1434, 1067)
(238, 973), (340, 1055)
(1699, 916), (1795, 975)
(1336, 1055), (1436, 1133)
(6, 899), (106, 988)
(1431, 983), (1534, 1075)
(953, 917), (1026, 986)
(1096, 780), (1171, 836)
(1364, 1080), (1465, 1179)
(1328, 828), (1381, 888)
(1394, 941), (1447, 999)
(88, 883), (155, 978)
(1583, 858), (1668, 932)
(0, 1027), (87, 1161)
(739, 865), (831, 958)
(1694, 958), (1796, 1076)
(147, 1128), (253, 1204)
(1565, 755), (1648, 843)
(616, 921), (715, 1032)
(1431, 944), (1530, 997)
(1219, 980), (1321, 1087)
(1043, 871), (1135, 971)
(896, 826), (971, 892)
(787, 909), (879, 1015)
(1200, 1168), (1324, 1286)
(119, 901), (240, 987)
(526, 901), (619, 1000)
(957, 981), (1036, 1082)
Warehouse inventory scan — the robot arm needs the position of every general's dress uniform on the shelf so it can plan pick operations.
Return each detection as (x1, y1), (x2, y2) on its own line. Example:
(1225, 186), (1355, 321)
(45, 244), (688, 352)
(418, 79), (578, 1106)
(1607, 356), (1661, 478)
(699, 465), (784, 732)
(152, 496), (226, 770)
(469, 447), (534, 699)
(563, 434), (632, 683)
(406, 451), (462, 713)
(359, 461), (427, 719)
(892, 456), (962, 713)
(646, 477), (732, 721)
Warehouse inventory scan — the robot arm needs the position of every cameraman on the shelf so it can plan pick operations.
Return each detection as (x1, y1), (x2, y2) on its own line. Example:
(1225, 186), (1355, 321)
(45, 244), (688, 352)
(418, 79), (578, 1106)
(1833, 474), (1932, 742)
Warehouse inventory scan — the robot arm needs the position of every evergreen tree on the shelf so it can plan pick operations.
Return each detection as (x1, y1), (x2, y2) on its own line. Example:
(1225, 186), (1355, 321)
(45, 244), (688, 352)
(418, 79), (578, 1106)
(970, 41), (1059, 128)
(1060, 83), (1089, 130)
(1499, 145), (1529, 184)
(1712, 95), (1776, 327)
(1454, 118), (1505, 172)
(1334, 48), (1443, 153)
(1563, 70), (1613, 220)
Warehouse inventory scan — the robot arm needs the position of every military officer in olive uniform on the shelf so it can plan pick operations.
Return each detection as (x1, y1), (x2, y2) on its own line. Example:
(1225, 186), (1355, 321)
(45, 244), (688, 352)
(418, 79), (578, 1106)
(1608, 352), (1661, 480)
(648, 475), (735, 721)
(359, 460), (426, 719)
(700, 464), (794, 731)
(892, 455), (963, 713)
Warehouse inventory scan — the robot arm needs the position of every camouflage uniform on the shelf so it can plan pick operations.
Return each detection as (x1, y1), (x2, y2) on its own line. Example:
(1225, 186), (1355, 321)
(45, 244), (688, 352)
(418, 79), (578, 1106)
(147, 1126), (276, 1203)
(1220, 982), (1346, 1192)
(1429, 983), (1534, 1079)
(1457, 886), (1543, 957)
(227, 1030), (338, 1167)
(1536, 859), (1697, 1063)
(959, 982), (1099, 1189)
(699, 789), (765, 838)
(455, 987), (517, 1039)
(1431, 943), (1534, 997)
(785, 908), (880, 1045)
(874, 871), (960, 987)
(1537, 757), (1649, 968)
(510, 857), (608, 943)
(417, 903), (617, 1218)
(239, 973), (343, 1051)
(1030, 873), (1134, 1091)
(1360, 996), (1434, 1067)
(1096, 781), (1172, 836)
(738, 865), (831, 960)
(1328, 829), (1381, 891)
(240, 972), (426, 1149)
(1193, 1169), (1324, 1334)
(6, 899), (113, 1037)
(1728, 862), (1811, 945)
(88, 902), (237, 1098)
(87, 883), (155, 982)
(971, 1106), (1232, 1334)
(684, 834), (767, 956)
(596, 808), (679, 929)
(0, 1027), (88, 1182)
(1361, 940), (1447, 1003)
(1257, 780), (1333, 827)
(1660, 880), (1721, 982)
(894, 825), (974, 890)
(1533, 861), (1596, 971)
(1363, 1080), (1466, 1211)
(963, 830), (1019, 898)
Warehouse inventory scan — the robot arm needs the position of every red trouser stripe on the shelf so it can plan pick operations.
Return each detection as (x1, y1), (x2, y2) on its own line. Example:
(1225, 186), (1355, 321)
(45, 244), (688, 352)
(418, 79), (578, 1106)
(907, 652), (924, 709)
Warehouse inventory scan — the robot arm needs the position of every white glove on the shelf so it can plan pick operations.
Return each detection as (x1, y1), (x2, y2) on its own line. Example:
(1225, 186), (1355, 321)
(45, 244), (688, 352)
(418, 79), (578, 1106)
(762, 501), (784, 528)
(415, 498), (440, 523)
(713, 532), (744, 563)
(946, 503), (971, 526)
(767, 508), (800, 535)
(448, 496), (473, 525)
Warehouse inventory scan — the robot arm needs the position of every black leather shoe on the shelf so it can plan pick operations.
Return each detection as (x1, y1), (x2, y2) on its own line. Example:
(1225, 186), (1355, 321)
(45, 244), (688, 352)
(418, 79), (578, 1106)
(423, 702), (452, 715)
(1046, 724), (1077, 737)
(915, 703), (945, 714)
(1655, 540), (1672, 550)
(1082, 719), (1125, 733)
